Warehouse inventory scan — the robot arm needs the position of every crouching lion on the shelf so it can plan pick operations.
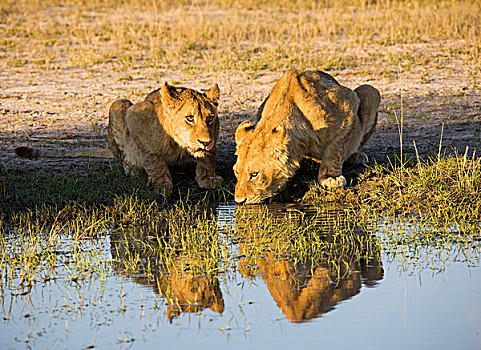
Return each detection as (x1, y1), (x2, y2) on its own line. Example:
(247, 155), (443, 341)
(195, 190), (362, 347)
(233, 70), (380, 204)
(108, 83), (223, 195)
(15, 83), (224, 196)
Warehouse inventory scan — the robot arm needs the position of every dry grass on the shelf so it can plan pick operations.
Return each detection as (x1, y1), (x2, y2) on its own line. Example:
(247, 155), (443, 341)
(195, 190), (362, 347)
(1, 0), (480, 75)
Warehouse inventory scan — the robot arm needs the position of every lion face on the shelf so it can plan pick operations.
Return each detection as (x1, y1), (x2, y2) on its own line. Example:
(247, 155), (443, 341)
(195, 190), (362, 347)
(233, 121), (291, 204)
(161, 83), (220, 158)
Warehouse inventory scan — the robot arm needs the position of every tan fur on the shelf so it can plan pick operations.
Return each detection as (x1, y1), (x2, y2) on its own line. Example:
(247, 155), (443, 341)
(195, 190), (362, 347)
(108, 83), (223, 195)
(233, 70), (381, 204)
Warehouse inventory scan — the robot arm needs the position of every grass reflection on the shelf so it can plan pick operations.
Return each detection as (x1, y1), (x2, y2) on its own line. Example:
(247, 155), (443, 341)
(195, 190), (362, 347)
(233, 204), (383, 322)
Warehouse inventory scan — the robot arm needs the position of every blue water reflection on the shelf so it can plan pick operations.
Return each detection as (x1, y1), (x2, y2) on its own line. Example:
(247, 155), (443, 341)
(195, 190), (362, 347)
(1, 203), (480, 349)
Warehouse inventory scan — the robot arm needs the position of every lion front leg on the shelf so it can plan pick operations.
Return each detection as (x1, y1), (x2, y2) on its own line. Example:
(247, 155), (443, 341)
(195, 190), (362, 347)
(317, 142), (347, 189)
(318, 164), (346, 189)
(344, 151), (369, 168)
(143, 153), (173, 196)
(195, 152), (224, 190)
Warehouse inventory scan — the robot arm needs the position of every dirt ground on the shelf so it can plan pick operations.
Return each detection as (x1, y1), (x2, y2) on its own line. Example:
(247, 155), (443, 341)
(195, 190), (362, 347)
(1, 41), (480, 181)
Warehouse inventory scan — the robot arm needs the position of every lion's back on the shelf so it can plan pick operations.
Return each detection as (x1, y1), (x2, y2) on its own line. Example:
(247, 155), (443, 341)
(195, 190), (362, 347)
(258, 69), (359, 132)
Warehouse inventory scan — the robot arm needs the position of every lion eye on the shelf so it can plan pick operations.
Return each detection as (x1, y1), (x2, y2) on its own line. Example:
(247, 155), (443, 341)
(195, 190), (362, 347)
(249, 172), (259, 180)
(185, 115), (194, 124)
(206, 115), (215, 125)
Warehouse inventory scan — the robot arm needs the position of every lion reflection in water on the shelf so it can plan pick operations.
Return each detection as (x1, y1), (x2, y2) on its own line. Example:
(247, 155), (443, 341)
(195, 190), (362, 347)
(235, 204), (384, 323)
(109, 205), (383, 323)
(110, 235), (224, 322)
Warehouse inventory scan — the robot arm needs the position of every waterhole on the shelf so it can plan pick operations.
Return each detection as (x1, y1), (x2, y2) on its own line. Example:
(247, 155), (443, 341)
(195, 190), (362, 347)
(1, 202), (480, 349)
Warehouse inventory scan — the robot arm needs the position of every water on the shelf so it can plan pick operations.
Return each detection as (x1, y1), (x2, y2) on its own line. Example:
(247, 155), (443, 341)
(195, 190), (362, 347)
(1, 203), (480, 349)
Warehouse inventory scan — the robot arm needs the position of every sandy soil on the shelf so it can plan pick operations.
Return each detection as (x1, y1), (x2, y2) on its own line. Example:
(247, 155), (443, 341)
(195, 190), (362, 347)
(1, 41), (480, 180)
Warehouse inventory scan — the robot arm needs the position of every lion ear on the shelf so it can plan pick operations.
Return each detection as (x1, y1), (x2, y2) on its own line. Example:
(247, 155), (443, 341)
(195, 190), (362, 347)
(235, 120), (255, 145)
(161, 82), (179, 106)
(205, 83), (220, 106)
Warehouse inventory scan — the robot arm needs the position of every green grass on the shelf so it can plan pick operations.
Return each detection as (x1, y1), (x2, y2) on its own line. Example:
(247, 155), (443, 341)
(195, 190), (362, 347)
(1, 160), (233, 217)
(2, 150), (480, 229)
(302, 151), (481, 227)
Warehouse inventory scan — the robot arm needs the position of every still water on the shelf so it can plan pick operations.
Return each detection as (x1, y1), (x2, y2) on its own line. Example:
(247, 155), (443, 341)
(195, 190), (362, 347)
(1, 203), (480, 349)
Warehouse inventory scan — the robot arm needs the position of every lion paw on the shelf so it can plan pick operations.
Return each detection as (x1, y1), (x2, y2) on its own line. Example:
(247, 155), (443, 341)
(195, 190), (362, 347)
(151, 178), (173, 197)
(320, 175), (346, 189)
(346, 152), (368, 167)
(196, 175), (224, 189)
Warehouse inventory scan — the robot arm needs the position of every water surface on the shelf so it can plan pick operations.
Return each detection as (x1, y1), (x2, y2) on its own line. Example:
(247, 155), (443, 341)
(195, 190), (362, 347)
(1, 203), (480, 349)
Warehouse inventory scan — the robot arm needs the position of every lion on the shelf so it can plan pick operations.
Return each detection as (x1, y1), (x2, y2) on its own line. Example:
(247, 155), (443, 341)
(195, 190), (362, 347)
(233, 69), (380, 204)
(15, 83), (224, 195)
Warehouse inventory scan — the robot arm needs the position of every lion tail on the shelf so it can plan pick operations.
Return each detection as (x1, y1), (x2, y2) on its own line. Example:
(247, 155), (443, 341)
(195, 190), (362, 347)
(14, 146), (114, 159)
(15, 146), (38, 159)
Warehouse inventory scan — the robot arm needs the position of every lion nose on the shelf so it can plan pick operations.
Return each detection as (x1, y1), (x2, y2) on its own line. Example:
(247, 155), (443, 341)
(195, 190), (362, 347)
(198, 139), (211, 148)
